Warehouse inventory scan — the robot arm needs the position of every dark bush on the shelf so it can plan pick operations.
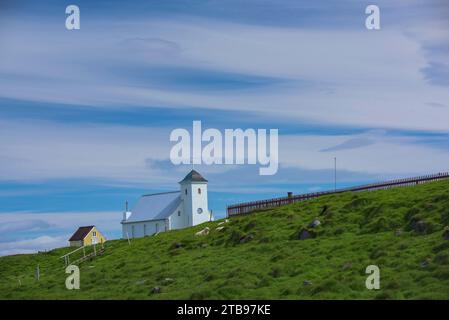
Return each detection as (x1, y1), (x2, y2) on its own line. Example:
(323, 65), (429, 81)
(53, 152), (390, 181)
(228, 230), (244, 245)
(269, 266), (282, 278)
(190, 290), (212, 300)
(244, 221), (257, 231)
(290, 228), (317, 240)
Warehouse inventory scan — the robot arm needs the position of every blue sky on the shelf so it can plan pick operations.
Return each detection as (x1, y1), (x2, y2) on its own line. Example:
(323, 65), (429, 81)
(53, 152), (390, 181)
(1, 0), (449, 255)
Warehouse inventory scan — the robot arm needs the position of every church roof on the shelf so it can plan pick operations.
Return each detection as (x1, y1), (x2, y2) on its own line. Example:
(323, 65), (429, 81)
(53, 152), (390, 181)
(179, 170), (208, 183)
(124, 191), (181, 223)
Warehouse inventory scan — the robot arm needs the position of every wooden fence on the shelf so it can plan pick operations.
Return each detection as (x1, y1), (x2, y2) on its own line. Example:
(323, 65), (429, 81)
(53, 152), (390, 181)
(226, 172), (449, 216)
(60, 243), (105, 267)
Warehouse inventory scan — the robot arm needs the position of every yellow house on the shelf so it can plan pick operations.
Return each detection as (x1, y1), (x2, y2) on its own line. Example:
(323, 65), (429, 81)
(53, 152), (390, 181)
(68, 226), (106, 247)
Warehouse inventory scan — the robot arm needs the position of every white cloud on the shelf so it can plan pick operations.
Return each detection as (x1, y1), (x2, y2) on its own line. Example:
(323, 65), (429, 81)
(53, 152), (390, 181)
(0, 119), (174, 184)
(0, 235), (67, 256)
(0, 17), (448, 131)
(0, 219), (52, 233)
(280, 132), (449, 175)
(0, 211), (122, 256)
(1, 119), (449, 184)
(0, 211), (121, 234)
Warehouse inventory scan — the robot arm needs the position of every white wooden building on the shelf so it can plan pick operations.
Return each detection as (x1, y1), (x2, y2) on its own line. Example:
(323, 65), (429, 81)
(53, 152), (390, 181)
(121, 170), (213, 239)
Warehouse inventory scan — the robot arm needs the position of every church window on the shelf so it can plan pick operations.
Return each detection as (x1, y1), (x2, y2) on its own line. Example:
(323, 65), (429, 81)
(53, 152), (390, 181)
(198, 188), (201, 194)
(178, 210), (181, 216)
(185, 189), (187, 195)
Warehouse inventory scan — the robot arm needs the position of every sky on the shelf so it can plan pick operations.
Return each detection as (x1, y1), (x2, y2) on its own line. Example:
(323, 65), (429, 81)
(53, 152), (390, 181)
(0, 0), (449, 256)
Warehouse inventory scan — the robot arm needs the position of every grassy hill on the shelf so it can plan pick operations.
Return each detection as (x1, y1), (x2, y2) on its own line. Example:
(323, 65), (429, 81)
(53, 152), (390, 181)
(1, 179), (449, 300)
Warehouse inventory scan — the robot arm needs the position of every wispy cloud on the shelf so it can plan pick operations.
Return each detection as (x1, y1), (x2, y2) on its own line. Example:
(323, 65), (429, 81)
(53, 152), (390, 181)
(0, 7), (448, 131)
(0, 219), (52, 233)
(2, 119), (449, 185)
(0, 211), (121, 256)
(0, 235), (67, 256)
(421, 62), (449, 86)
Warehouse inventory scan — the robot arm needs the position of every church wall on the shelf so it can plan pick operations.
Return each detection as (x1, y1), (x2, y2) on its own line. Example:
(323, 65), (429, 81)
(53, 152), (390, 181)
(180, 182), (193, 227)
(168, 202), (186, 230)
(190, 182), (210, 226)
(122, 219), (167, 239)
(180, 181), (209, 227)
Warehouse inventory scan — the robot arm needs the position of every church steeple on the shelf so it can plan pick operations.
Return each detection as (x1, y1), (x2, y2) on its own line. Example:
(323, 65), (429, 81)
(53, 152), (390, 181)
(179, 170), (209, 227)
(179, 169), (208, 183)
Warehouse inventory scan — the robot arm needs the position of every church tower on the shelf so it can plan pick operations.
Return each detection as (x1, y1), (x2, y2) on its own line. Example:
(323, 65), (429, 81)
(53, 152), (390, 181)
(179, 170), (210, 227)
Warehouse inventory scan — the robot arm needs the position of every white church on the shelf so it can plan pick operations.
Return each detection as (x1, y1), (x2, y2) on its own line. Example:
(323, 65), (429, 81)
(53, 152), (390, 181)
(121, 170), (213, 239)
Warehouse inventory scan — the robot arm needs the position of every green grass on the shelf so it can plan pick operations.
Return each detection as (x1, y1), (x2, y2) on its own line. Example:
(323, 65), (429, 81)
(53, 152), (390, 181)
(1, 179), (449, 299)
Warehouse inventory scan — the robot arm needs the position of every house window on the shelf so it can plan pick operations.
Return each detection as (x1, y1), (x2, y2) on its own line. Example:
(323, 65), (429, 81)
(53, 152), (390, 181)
(198, 188), (201, 194)
(93, 231), (97, 237)
(178, 210), (181, 216)
(185, 189), (187, 195)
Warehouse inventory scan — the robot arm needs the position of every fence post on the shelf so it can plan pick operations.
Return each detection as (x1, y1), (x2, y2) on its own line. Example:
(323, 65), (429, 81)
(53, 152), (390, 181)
(126, 232), (131, 246)
(35, 264), (40, 281)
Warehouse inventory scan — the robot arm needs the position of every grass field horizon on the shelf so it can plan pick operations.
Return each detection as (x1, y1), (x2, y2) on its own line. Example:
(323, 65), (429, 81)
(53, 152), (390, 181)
(1, 179), (449, 300)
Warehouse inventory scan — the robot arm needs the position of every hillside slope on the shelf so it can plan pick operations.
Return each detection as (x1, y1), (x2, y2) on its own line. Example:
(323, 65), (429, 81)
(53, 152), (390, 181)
(1, 179), (449, 299)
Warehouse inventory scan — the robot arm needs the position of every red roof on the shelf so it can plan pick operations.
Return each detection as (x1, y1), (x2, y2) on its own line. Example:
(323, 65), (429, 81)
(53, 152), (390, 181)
(69, 226), (94, 241)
